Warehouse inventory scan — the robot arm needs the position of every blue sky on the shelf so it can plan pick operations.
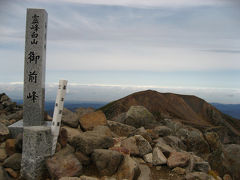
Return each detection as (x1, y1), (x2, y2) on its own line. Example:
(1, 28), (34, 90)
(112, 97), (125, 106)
(0, 0), (240, 103)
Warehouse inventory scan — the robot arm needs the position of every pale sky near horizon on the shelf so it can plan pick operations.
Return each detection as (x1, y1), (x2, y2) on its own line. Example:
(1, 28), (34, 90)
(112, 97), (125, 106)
(0, 0), (240, 103)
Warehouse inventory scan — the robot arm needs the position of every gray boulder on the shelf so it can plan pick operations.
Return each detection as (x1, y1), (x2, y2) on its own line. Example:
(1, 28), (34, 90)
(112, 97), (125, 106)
(62, 108), (79, 128)
(71, 131), (114, 155)
(91, 149), (123, 176)
(176, 127), (210, 157)
(152, 147), (167, 165)
(124, 106), (156, 128)
(154, 126), (172, 137)
(0, 122), (9, 142)
(107, 120), (136, 137)
(46, 146), (82, 179)
(121, 135), (152, 157)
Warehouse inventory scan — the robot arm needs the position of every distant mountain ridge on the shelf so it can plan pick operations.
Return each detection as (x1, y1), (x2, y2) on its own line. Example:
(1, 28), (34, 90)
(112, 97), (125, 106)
(211, 103), (240, 119)
(100, 90), (240, 144)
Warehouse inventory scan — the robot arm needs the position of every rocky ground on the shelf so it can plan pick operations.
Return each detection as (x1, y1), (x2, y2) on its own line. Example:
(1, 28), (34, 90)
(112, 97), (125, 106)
(0, 92), (239, 180)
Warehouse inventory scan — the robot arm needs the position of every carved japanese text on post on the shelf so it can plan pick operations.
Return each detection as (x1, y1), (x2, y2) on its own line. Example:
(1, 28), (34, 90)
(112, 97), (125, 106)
(23, 9), (48, 126)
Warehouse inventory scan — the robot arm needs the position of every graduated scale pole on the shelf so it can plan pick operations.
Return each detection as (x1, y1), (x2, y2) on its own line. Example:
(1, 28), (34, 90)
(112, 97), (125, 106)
(51, 80), (68, 155)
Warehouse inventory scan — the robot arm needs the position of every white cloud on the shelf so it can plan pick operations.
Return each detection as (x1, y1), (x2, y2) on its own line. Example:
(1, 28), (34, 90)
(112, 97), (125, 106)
(28, 0), (225, 8)
(1, 82), (240, 104)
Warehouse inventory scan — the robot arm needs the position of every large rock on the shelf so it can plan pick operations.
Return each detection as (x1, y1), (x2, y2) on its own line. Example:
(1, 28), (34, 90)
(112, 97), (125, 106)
(91, 149), (123, 176)
(116, 155), (141, 180)
(62, 126), (82, 144)
(124, 106), (156, 128)
(46, 146), (82, 179)
(163, 118), (183, 133)
(62, 108), (79, 128)
(75, 151), (90, 166)
(167, 152), (190, 168)
(0, 122), (9, 142)
(93, 125), (113, 137)
(163, 135), (187, 151)
(5, 139), (16, 156)
(154, 126), (172, 137)
(0, 148), (7, 162)
(222, 144), (240, 179)
(71, 131), (114, 155)
(152, 147), (167, 165)
(3, 153), (22, 170)
(176, 127), (210, 157)
(138, 164), (152, 180)
(130, 127), (152, 143)
(120, 135), (152, 157)
(155, 138), (176, 158)
(79, 111), (107, 131)
(143, 153), (152, 164)
(107, 120), (136, 137)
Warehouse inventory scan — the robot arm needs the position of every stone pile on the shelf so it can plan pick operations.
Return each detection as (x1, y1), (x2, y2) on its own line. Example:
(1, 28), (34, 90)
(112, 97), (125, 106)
(0, 96), (239, 180)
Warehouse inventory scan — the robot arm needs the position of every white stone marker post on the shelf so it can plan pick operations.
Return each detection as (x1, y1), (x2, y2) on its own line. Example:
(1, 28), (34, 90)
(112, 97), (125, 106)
(23, 8), (47, 126)
(51, 80), (68, 155)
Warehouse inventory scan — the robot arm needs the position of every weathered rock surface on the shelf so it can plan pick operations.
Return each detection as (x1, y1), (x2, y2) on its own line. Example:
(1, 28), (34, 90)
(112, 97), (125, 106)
(71, 131), (114, 155)
(155, 138), (176, 158)
(62, 108), (79, 128)
(222, 144), (240, 179)
(93, 125), (113, 137)
(143, 153), (153, 164)
(130, 127), (152, 143)
(167, 152), (190, 168)
(0, 148), (7, 162)
(124, 106), (157, 128)
(116, 155), (141, 180)
(5, 139), (16, 156)
(152, 147), (167, 165)
(46, 146), (82, 179)
(0, 122), (9, 142)
(91, 149), (123, 176)
(75, 151), (90, 166)
(154, 126), (172, 137)
(138, 164), (152, 180)
(172, 167), (186, 175)
(204, 132), (222, 152)
(107, 120), (136, 137)
(62, 126), (82, 144)
(176, 127), (210, 157)
(120, 135), (152, 157)
(163, 135), (187, 151)
(3, 153), (22, 170)
(79, 111), (107, 131)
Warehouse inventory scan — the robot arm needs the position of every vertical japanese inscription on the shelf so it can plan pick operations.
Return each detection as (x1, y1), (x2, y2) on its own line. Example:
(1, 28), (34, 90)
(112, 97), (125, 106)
(23, 9), (48, 126)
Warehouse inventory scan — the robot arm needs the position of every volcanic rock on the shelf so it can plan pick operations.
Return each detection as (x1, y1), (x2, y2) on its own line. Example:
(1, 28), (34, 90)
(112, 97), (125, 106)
(71, 131), (114, 155)
(116, 155), (141, 180)
(107, 120), (136, 137)
(62, 108), (79, 128)
(79, 111), (107, 131)
(167, 152), (190, 168)
(91, 149), (123, 176)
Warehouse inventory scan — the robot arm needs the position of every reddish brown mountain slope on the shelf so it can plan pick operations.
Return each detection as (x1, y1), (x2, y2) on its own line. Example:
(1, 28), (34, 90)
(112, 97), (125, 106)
(100, 90), (240, 141)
